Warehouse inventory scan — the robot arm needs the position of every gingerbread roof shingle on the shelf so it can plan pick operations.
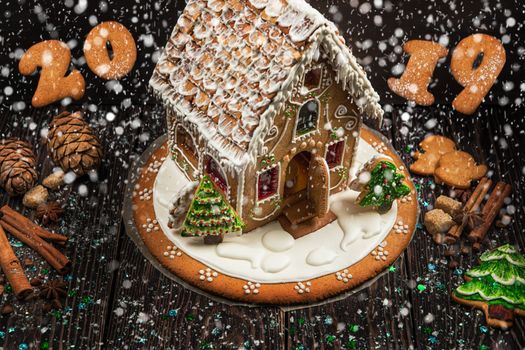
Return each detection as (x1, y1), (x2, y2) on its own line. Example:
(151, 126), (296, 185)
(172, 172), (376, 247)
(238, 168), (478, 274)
(150, 0), (383, 168)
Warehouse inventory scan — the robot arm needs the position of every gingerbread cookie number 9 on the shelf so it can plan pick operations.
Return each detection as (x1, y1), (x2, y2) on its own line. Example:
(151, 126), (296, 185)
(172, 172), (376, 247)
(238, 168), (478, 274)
(451, 34), (506, 115)
(84, 21), (137, 80)
(19, 40), (85, 108)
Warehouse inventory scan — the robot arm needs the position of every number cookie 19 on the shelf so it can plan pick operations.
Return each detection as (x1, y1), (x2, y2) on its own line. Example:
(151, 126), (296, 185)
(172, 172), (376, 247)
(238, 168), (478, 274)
(18, 40), (85, 108)
(84, 21), (137, 80)
(451, 34), (506, 115)
(387, 40), (448, 106)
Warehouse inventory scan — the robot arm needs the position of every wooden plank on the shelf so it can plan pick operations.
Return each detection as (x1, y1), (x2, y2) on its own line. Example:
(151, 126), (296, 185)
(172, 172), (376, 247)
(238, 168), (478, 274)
(0, 106), (139, 349)
(392, 106), (525, 350)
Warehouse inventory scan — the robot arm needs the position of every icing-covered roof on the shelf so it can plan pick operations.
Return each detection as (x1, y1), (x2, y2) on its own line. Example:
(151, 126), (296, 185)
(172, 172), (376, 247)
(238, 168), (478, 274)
(150, 0), (383, 168)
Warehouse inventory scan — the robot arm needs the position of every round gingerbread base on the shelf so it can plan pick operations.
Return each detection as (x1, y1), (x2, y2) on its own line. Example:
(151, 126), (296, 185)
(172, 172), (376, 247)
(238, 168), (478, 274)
(123, 127), (419, 305)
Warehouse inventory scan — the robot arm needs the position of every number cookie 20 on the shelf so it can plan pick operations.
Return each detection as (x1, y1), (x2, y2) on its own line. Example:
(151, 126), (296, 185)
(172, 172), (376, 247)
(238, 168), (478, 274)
(18, 40), (85, 108)
(84, 21), (137, 80)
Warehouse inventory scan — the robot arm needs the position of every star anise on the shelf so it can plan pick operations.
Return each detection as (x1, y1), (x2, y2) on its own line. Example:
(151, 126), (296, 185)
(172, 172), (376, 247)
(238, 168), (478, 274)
(35, 201), (64, 225)
(39, 280), (67, 301)
(454, 210), (484, 230)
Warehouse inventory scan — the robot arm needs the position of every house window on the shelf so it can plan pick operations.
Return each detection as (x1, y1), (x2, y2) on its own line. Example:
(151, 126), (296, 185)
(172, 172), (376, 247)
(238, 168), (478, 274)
(176, 126), (198, 168)
(257, 166), (279, 201)
(296, 100), (319, 136)
(205, 156), (228, 193)
(325, 140), (344, 168)
(304, 68), (322, 90)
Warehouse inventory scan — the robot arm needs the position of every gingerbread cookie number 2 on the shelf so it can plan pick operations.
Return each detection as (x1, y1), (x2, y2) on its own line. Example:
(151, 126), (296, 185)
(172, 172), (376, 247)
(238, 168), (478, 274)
(19, 40), (85, 108)
(84, 21), (137, 80)
(451, 34), (506, 115)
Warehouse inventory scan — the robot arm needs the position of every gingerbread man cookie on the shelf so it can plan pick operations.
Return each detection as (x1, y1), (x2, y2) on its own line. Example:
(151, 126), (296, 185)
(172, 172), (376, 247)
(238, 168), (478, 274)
(434, 151), (487, 189)
(409, 135), (456, 176)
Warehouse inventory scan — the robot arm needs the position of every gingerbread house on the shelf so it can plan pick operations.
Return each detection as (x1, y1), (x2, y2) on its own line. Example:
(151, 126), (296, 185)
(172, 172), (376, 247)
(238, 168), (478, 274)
(150, 0), (384, 237)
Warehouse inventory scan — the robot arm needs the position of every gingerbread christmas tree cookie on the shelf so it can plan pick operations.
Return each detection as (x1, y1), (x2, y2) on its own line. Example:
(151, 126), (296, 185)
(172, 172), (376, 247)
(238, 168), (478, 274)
(453, 244), (525, 329)
(351, 158), (410, 213)
(181, 176), (243, 244)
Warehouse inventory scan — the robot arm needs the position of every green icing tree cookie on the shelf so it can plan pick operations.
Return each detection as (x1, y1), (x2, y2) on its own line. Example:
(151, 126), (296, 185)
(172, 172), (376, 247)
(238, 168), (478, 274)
(453, 244), (525, 328)
(357, 160), (410, 213)
(181, 175), (243, 244)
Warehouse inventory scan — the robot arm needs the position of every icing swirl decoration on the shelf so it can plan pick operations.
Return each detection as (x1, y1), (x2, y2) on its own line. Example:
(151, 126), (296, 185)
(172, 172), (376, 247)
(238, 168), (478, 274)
(334, 105), (358, 131)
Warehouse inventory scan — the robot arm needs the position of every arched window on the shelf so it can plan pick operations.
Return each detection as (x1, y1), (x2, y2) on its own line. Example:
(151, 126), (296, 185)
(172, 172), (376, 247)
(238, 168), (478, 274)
(176, 126), (198, 168)
(296, 100), (319, 136)
(205, 156), (228, 193)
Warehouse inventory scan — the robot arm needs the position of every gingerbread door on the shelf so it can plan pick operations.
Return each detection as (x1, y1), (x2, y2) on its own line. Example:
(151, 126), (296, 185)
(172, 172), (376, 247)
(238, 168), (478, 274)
(307, 156), (330, 217)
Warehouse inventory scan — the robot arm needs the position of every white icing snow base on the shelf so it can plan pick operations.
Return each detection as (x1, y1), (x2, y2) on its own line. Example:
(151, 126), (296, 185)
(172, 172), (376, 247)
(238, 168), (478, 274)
(153, 139), (397, 283)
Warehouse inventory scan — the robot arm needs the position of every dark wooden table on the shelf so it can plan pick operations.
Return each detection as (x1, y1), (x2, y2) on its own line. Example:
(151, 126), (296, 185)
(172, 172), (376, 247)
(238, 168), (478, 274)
(1, 0), (524, 348)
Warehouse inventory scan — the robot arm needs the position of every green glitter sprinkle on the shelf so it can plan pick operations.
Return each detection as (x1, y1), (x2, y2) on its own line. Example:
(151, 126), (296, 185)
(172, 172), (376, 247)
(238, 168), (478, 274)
(479, 345), (487, 350)
(40, 341), (49, 350)
(346, 338), (357, 349)
(289, 326), (296, 335)
(417, 284), (426, 292)
(199, 341), (211, 349)
(348, 324), (359, 333)
(5, 285), (12, 293)
(41, 268), (49, 275)
(422, 326), (432, 334)
(185, 313), (194, 321)
(389, 265), (396, 272)
(298, 318), (305, 326)
(325, 335), (336, 345)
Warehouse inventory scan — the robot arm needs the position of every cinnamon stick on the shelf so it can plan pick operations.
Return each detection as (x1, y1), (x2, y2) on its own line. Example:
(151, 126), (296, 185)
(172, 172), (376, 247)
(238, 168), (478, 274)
(445, 178), (491, 244)
(0, 220), (70, 274)
(0, 225), (32, 299)
(468, 182), (512, 243)
(0, 206), (67, 243)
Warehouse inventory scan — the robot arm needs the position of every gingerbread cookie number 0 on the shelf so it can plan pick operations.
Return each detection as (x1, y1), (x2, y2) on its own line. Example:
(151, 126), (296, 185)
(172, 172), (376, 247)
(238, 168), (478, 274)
(84, 21), (137, 80)
(18, 40), (86, 108)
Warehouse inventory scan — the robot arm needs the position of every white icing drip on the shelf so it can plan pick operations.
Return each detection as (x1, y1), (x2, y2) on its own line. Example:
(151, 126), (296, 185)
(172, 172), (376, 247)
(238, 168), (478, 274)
(216, 243), (265, 268)
(261, 254), (291, 273)
(306, 247), (338, 266)
(262, 230), (295, 252)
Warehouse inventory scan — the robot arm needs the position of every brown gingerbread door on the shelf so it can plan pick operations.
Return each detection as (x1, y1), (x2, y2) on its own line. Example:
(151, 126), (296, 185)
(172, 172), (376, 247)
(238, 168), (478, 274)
(307, 156), (330, 217)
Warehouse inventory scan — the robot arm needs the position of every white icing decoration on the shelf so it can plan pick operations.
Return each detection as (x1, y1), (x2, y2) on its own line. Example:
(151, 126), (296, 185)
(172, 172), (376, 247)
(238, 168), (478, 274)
(334, 210), (383, 252)
(262, 230), (295, 252)
(306, 247), (338, 266)
(216, 243), (265, 269)
(153, 138), (398, 283)
(261, 254), (291, 273)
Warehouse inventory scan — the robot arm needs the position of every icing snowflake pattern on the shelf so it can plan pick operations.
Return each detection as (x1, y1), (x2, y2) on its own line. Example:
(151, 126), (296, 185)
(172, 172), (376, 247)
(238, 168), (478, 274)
(243, 281), (261, 295)
(371, 241), (389, 261)
(294, 281), (312, 294)
(199, 268), (218, 282)
(335, 269), (353, 283)
(141, 217), (159, 233)
(163, 245), (182, 259)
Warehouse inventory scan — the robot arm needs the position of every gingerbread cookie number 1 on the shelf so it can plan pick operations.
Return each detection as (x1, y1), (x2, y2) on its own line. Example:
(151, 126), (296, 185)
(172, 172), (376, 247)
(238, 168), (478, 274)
(19, 21), (136, 108)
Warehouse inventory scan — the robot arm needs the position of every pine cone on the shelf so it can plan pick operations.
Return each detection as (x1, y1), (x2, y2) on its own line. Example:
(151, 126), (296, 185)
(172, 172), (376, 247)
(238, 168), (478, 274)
(47, 111), (103, 176)
(0, 138), (38, 196)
